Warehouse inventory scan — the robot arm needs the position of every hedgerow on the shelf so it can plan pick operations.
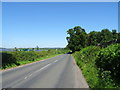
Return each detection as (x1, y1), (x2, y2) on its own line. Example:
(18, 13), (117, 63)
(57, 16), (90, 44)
(1, 49), (69, 69)
(73, 44), (120, 88)
(95, 44), (120, 87)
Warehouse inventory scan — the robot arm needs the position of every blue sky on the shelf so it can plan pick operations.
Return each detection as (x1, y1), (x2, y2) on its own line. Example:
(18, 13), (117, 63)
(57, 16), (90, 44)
(2, 2), (118, 48)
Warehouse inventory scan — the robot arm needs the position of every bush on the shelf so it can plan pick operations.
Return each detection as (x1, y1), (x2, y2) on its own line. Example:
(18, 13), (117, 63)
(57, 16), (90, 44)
(95, 44), (120, 86)
(73, 44), (120, 88)
(73, 46), (100, 88)
(1, 49), (69, 69)
(2, 52), (20, 69)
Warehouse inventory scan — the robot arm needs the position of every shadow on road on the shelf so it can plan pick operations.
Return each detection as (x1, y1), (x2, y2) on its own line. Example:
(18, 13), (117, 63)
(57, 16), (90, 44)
(66, 52), (73, 54)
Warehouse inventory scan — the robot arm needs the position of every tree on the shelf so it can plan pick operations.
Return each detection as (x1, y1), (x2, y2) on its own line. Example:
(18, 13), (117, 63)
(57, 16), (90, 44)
(118, 33), (120, 39)
(14, 47), (18, 51)
(36, 46), (39, 50)
(66, 26), (119, 52)
(112, 29), (118, 40)
(66, 26), (87, 52)
(100, 29), (112, 42)
(87, 31), (98, 46)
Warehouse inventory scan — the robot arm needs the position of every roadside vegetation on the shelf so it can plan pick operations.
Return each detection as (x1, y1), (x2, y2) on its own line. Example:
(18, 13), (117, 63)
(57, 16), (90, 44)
(66, 26), (120, 52)
(73, 44), (120, 88)
(66, 26), (120, 88)
(1, 49), (69, 69)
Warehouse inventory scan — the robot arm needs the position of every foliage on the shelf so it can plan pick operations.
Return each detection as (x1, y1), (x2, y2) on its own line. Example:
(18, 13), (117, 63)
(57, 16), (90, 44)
(73, 44), (120, 88)
(1, 49), (69, 69)
(73, 46), (101, 88)
(66, 26), (87, 52)
(2, 52), (20, 68)
(66, 26), (120, 52)
(100, 29), (113, 43)
(66, 26), (120, 88)
(87, 31), (100, 46)
(95, 44), (120, 86)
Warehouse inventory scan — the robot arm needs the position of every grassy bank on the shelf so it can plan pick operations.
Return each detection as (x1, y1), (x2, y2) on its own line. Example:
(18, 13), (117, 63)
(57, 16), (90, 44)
(1, 49), (69, 69)
(73, 44), (120, 88)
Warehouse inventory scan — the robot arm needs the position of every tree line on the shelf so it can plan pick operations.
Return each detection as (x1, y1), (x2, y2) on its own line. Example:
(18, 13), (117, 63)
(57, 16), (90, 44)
(66, 26), (120, 52)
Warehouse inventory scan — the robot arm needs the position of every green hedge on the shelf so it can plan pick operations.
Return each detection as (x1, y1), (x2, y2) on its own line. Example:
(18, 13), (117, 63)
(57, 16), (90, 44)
(73, 44), (120, 88)
(73, 46), (101, 88)
(1, 49), (69, 69)
(95, 44), (120, 87)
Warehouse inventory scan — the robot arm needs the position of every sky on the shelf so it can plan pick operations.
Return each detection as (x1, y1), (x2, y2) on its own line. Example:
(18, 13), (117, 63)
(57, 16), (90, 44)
(2, 0), (120, 2)
(2, 2), (118, 48)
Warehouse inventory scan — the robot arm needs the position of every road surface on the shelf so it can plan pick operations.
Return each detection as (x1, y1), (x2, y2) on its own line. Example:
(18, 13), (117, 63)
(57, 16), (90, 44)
(2, 54), (89, 88)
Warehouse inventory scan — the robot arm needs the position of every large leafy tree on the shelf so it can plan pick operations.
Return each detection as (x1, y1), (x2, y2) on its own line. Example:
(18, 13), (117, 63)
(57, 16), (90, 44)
(87, 31), (99, 46)
(87, 29), (113, 46)
(66, 26), (119, 52)
(66, 26), (87, 52)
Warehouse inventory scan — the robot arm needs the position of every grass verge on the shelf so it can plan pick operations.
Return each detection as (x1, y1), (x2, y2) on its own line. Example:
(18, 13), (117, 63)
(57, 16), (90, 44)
(1, 53), (61, 70)
(1, 49), (69, 70)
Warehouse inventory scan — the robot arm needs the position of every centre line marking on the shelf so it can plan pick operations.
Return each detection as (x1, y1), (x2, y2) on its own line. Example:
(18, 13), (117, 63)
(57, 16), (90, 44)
(24, 76), (27, 79)
(24, 60), (59, 80)
(54, 60), (58, 62)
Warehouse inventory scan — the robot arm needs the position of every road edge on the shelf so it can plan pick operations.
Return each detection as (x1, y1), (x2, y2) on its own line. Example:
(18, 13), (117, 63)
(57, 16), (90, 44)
(72, 54), (89, 88)
(1, 54), (63, 72)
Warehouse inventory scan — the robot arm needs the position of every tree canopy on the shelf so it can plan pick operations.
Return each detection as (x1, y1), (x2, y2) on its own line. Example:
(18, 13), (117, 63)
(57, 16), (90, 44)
(66, 26), (120, 52)
(66, 26), (87, 52)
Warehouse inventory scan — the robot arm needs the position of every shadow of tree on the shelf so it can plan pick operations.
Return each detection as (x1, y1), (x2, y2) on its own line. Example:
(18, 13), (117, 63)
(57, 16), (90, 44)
(67, 52), (73, 54)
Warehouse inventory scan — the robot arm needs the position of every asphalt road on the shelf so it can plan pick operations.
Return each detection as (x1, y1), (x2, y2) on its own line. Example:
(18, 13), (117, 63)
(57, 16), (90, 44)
(2, 54), (89, 88)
